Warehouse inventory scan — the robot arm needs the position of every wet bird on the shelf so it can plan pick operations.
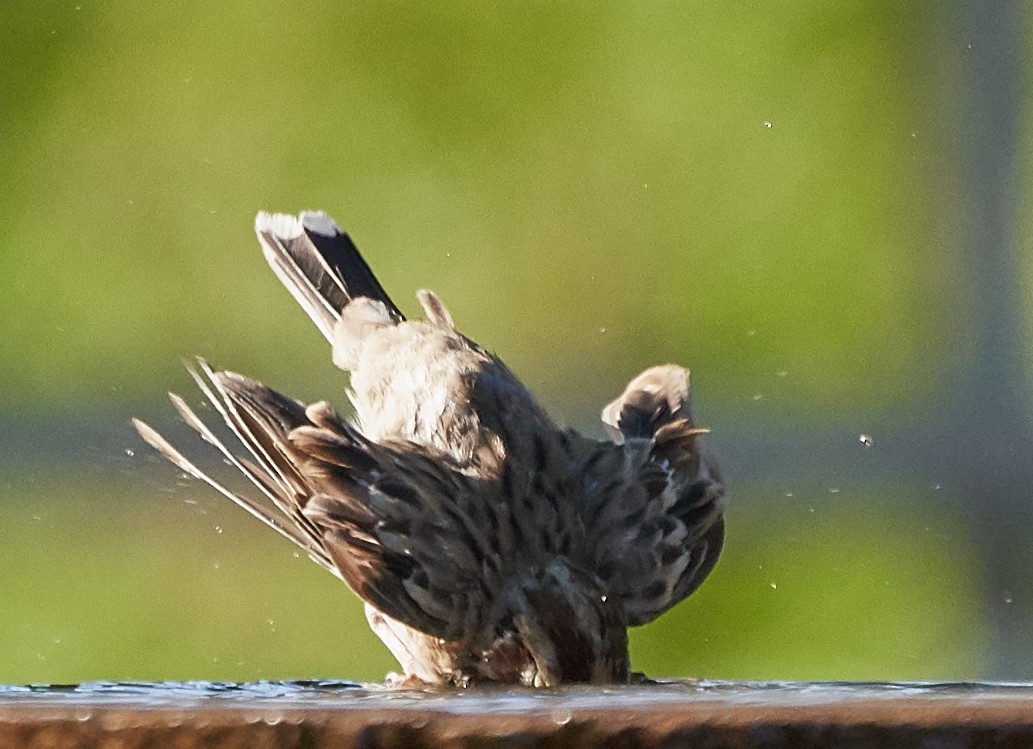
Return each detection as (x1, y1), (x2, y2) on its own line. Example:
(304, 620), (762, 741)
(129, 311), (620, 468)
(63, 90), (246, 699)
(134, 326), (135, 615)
(134, 211), (726, 687)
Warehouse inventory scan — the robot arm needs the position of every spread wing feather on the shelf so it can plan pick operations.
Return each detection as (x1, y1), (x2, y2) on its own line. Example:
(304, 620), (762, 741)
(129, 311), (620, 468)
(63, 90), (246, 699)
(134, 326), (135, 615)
(135, 363), (497, 642)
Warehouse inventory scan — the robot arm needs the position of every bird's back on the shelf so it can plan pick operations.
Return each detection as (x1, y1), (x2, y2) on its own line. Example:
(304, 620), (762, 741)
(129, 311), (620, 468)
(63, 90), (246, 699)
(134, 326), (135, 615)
(340, 292), (553, 471)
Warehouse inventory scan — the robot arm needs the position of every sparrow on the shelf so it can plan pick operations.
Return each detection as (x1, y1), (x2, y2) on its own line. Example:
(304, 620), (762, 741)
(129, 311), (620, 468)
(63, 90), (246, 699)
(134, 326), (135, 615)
(133, 211), (725, 688)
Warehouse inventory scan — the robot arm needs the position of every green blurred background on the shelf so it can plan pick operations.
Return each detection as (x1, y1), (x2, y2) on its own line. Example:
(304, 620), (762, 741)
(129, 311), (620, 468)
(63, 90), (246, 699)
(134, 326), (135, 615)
(2, 1), (1030, 684)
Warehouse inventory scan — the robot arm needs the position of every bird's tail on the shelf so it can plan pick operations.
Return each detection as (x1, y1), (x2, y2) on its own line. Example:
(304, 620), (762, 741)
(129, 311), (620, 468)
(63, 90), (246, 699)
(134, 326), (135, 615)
(255, 211), (404, 343)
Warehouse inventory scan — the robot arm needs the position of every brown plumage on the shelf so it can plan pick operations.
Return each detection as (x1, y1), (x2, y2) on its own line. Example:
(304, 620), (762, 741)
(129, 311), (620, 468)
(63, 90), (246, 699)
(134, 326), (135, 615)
(134, 211), (725, 687)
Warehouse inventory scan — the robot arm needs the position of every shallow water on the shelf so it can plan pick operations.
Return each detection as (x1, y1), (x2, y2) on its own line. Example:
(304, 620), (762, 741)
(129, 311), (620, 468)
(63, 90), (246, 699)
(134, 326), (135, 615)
(3, 680), (1033, 714)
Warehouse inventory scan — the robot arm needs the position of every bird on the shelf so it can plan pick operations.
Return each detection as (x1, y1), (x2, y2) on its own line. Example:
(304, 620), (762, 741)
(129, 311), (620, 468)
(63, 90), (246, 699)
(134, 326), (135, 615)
(133, 211), (726, 688)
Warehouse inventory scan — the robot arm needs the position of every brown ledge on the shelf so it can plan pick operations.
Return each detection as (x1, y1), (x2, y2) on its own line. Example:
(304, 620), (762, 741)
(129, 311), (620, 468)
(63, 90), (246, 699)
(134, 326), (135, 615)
(1, 681), (1032, 748)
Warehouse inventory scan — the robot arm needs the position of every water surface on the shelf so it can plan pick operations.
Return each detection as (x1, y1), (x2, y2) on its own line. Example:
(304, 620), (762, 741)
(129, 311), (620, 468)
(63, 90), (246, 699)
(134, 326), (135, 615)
(3, 680), (1032, 714)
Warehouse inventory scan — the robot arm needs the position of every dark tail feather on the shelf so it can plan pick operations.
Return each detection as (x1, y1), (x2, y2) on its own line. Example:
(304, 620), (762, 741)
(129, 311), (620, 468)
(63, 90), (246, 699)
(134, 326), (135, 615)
(255, 211), (404, 343)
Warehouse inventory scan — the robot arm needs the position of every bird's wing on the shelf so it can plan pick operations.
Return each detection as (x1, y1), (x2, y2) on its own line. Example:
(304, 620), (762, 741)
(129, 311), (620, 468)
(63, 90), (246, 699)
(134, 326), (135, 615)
(589, 365), (726, 625)
(138, 361), (499, 642)
(295, 432), (500, 643)
(577, 429), (724, 626)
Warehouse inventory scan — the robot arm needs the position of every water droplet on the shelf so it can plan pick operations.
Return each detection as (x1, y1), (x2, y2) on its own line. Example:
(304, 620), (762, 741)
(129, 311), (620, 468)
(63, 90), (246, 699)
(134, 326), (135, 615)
(859, 434), (874, 447)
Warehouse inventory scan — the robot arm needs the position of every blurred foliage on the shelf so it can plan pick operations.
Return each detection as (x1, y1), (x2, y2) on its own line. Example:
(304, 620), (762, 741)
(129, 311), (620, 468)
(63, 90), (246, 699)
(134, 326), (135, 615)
(0, 0), (948, 418)
(0, 0), (993, 686)
(0, 478), (390, 683)
(634, 488), (985, 681)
